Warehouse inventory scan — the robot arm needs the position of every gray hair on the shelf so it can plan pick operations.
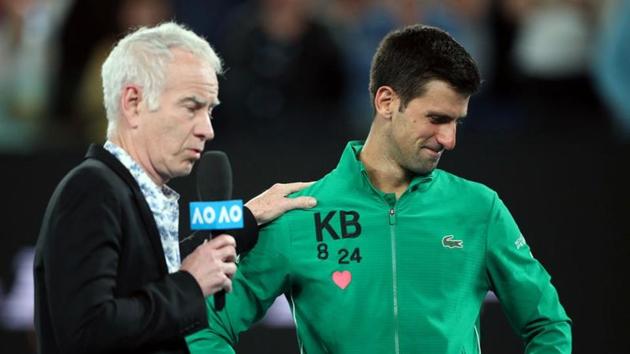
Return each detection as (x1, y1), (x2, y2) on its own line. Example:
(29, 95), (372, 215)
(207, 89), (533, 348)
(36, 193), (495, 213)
(101, 22), (223, 138)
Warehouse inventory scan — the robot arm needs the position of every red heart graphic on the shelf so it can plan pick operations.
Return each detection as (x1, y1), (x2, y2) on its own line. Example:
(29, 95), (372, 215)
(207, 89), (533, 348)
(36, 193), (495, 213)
(332, 271), (352, 289)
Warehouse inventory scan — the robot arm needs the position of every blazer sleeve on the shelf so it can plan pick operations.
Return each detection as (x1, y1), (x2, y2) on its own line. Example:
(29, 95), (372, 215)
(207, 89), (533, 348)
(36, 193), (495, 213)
(485, 194), (572, 353)
(41, 167), (207, 354)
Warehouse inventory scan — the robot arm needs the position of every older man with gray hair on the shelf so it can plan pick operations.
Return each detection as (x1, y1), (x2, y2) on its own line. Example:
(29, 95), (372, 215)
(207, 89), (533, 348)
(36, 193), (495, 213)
(34, 22), (315, 354)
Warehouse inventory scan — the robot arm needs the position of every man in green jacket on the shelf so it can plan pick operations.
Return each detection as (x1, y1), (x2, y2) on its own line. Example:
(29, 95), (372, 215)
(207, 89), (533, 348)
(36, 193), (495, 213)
(187, 24), (571, 354)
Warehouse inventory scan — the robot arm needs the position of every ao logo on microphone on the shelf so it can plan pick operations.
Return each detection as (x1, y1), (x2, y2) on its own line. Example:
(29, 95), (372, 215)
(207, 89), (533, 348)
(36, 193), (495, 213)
(190, 200), (244, 230)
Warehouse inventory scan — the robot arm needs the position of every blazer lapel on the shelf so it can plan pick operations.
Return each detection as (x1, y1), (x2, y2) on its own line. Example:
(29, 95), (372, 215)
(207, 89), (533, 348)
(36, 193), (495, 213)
(85, 144), (169, 274)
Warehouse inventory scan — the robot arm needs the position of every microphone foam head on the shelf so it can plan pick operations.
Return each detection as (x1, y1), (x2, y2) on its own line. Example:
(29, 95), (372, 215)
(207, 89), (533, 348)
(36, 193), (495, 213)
(196, 151), (233, 200)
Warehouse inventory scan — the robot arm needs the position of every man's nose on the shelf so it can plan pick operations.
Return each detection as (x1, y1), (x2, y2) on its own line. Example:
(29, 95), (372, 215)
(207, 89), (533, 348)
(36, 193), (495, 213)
(196, 112), (215, 141)
(436, 122), (457, 151)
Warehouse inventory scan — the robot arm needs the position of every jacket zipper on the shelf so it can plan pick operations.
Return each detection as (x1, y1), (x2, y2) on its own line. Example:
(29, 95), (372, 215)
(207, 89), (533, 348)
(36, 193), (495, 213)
(389, 207), (400, 354)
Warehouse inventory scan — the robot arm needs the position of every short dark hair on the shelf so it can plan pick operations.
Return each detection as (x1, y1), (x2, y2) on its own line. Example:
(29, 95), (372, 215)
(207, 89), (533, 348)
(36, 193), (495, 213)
(369, 25), (481, 111)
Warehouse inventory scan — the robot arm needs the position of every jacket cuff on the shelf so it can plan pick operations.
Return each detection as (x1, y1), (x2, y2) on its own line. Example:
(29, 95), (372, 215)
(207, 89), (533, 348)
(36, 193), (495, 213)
(236, 206), (259, 254)
(171, 270), (208, 335)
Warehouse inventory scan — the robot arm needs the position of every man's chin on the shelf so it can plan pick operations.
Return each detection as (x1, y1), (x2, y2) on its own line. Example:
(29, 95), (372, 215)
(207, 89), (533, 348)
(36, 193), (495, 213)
(411, 160), (439, 176)
(174, 162), (195, 178)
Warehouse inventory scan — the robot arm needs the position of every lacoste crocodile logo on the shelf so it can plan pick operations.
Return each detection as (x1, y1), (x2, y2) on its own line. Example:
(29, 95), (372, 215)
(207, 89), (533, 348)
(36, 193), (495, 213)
(442, 235), (463, 248)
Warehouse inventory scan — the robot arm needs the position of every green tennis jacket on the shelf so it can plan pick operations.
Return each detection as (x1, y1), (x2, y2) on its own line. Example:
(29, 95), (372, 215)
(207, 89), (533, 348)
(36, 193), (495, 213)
(187, 141), (571, 354)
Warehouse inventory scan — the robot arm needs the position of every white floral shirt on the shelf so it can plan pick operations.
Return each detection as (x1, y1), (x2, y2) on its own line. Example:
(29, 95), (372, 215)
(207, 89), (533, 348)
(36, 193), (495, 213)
(104, 141), (181, 273)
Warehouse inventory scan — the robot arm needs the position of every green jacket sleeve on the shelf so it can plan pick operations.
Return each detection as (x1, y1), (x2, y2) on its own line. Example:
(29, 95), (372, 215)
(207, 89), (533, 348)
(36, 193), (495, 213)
(485, 194), (572, 353)
(186, 217), (292, 353)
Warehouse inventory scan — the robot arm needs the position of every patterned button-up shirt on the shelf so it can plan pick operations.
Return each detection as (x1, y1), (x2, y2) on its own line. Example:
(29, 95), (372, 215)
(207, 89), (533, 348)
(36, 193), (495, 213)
(104, 141), (181, 273)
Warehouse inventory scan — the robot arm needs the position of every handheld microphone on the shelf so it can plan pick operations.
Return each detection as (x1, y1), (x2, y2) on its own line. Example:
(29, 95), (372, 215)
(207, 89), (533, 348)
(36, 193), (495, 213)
(185, 151), (258, 311)
(194, 151), (259, 254)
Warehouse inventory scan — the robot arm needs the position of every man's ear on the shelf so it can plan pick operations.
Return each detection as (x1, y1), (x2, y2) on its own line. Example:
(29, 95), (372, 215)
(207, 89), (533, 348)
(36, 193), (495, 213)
(120, 85), (143, 128)
(374, 86), (398, 120)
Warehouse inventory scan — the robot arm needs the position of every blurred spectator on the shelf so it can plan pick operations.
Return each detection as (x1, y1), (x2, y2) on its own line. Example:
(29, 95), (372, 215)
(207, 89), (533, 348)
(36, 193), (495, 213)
(171, 0), (249, 52)
(0, 0), (70, 151)
(50, 0), (172, 145)
(423, 0), (493, 80)
(320, 0), (399, 136)
(505, 0), (608, 133)
(48, 0), (121, 145)
(75, 0), (172, 142)
(511, 0), (593, 79)
(216, 0), (347, 143)
(382, 0), (425, 26)
(593, 0), (630, 142)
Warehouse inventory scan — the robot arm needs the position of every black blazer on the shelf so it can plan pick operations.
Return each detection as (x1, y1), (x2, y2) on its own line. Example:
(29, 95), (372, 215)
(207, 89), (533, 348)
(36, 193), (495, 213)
(34, 145), (207, 354)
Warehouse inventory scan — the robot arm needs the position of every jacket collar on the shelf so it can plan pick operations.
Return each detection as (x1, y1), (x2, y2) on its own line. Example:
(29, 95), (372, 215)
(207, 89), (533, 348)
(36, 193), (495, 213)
(85, 144), (169, 274)
(337, 140), (436, 197)
(86, 144), (140, 191)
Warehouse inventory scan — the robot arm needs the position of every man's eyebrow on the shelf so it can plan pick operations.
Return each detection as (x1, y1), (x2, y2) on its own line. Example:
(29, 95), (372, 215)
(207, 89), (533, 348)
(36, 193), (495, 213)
(427, 111), (465, 121)
(179, 96), (206, 106)
(179, 96), (220, 108)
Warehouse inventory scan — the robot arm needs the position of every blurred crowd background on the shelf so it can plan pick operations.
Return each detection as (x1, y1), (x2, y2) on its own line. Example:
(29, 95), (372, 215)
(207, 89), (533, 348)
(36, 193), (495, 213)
(1, 0), (630, 148)
(1, 0), (629, 353)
